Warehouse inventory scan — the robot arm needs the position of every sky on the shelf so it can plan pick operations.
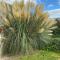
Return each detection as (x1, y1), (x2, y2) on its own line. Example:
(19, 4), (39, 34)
(36, 0), (60, 18)
(3, 0), (60, 10)
(1, 0), (60, 18)
(36, 0), (60, 10)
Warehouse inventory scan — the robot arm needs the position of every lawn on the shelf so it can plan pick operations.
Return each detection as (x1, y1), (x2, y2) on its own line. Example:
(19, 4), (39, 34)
(12, 50), (60, 60)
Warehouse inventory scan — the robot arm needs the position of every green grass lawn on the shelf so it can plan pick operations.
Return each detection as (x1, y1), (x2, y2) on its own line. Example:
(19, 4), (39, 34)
(13, 50), (60, 60)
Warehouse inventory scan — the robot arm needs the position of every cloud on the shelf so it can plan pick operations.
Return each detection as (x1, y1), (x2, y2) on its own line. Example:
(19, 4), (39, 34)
(48, 9), (60, 18)
(48, 9), (60, 15)
(48, 4), (54, 7)
(49, 14), (60, 18)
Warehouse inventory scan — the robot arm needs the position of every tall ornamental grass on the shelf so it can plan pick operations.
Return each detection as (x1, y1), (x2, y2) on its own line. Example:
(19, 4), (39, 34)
(0, 1), (56, 55)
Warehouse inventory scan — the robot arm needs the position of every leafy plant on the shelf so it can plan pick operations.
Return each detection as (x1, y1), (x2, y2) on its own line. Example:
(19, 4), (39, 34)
(0, 1), (56, 55)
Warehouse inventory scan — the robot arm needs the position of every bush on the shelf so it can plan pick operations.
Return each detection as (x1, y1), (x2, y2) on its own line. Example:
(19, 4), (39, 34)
(46, 38), (60, 52)
(0, 1), (56, 55)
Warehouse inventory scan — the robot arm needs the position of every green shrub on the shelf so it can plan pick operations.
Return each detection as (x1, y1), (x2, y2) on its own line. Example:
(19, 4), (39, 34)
(0, 1), (56, 55)
(46, 38), (60, 52)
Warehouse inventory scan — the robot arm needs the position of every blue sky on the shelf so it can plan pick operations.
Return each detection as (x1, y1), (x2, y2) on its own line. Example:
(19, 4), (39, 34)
(36, 0), (60, 10)
(36, 0), (60, 18)
(2, 0), (60, 18)
(4, 0), (60, 11)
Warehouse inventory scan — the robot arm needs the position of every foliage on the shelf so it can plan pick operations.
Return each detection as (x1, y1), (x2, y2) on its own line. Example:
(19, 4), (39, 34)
(10, 50), (60, 60)
(0, 1), (56, 55)
(47, 39), (60, 52)
(53, 19), (60, 38)
(47, 19), (60, 52)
